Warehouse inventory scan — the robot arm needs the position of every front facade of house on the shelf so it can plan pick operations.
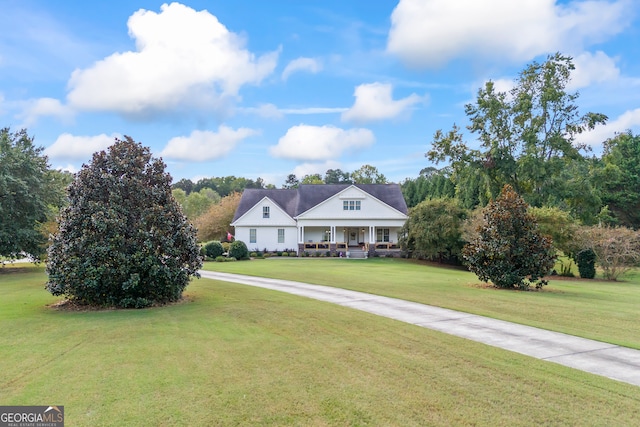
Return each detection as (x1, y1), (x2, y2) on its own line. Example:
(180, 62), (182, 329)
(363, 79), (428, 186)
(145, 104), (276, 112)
(231, 184), (408, 256)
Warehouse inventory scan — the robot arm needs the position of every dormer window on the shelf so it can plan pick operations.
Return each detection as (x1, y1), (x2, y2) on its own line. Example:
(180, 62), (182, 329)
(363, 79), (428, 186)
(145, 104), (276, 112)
(343, 200), (361, 211)
(263, 206), (270, 218)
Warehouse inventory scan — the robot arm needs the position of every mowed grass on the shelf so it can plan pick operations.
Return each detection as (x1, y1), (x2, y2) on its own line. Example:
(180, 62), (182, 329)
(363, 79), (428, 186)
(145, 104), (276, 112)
(204, 257), (640, 350)
(2, 266), (640, 426)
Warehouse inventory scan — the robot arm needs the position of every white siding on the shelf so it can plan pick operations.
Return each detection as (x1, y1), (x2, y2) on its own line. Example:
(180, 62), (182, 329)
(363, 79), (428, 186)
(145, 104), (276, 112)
(232, 186), (408, 251)
(232, 197), (296, 227)
(234, 226), (298, 251)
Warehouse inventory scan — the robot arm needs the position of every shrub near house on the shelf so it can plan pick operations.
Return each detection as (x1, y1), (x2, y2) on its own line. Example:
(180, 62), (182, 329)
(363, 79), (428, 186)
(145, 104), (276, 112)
(204, 241), (224, 259)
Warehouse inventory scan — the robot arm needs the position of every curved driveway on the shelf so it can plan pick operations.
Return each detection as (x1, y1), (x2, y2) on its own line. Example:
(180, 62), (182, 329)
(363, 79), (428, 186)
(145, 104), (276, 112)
(199, 270), (640, 387)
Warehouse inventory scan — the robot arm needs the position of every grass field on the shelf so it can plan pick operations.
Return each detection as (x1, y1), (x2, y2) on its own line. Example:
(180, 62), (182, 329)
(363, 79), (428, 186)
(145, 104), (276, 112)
(203, 257), (640, 350)
(1, 264), (639, 426)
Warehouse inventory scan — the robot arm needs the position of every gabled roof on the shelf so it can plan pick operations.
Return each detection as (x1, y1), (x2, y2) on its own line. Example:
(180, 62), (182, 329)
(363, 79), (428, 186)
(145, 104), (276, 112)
(232, 184), (408, 222)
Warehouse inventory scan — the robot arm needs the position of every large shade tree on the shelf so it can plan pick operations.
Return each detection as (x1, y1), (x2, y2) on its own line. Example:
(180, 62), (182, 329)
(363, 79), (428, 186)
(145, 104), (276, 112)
(46, 137), (202, 308)
(427, 53), (607, 212)
(0, 128), (57, 260)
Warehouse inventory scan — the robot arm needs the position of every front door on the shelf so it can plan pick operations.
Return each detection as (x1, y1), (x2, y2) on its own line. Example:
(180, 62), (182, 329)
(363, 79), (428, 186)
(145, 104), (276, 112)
(348, 229), (359, 246)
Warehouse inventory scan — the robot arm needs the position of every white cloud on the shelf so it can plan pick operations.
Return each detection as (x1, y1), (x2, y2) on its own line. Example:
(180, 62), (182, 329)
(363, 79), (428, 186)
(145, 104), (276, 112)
(569, 51), (621, 90)
(292, 160), (342, 178)
(241, 103), (284, 119)
(341, 82), (422, 123)
(281, 57), (321, 80)
(252, 103), (284, 119)
(387, 0), (632, 68)
(280, 107), (347, 115)
(45, 133), (118, 160)
(577, 108), (640, 147)
(240, 104), (347, 117)
(490, 78), (516, 95)
(160, 126), (258, 161)
(66, 3), (279, 116)
(270, 124), (374, 161)
(19, 97), (74, 126)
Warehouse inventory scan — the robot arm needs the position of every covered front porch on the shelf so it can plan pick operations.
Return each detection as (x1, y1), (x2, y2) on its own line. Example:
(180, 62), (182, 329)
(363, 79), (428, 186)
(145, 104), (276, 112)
(297, 224), (402, 257)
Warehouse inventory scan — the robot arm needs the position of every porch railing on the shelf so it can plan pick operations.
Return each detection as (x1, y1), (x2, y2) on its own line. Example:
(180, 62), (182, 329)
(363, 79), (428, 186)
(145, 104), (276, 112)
(302, 242), (400, 251)
(374, 242), (400, 250)
(303, 242), (331, 250)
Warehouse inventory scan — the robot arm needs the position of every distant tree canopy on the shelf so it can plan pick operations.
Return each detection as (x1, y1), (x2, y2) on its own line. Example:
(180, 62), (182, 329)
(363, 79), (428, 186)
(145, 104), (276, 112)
(0, 128), (68, 260)
(46, 137), (202, 308)
(300, 173), (324, 185)
(282, 174), (300, 189)
(172, 178), (195, 194)
(282, 164), (386, 189)
(172, 175), (273, 197)
(351, 164), (388, 184)
(172, 187), (220, 220)
(324, 168), (352, 184)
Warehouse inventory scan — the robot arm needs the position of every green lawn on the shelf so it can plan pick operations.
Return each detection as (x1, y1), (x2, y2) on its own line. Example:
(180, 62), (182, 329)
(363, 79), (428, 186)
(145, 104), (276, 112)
(1, 265), (639, 426)
(203, 257), (640, 350)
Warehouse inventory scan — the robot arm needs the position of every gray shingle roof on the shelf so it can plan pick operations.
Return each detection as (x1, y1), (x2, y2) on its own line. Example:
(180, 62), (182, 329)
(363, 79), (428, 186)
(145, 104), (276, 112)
(232, 184), (408, 222)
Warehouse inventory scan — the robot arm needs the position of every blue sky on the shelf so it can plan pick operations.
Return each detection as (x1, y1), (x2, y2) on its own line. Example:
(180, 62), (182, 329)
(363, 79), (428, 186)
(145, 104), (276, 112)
(2, 0), (639, 186)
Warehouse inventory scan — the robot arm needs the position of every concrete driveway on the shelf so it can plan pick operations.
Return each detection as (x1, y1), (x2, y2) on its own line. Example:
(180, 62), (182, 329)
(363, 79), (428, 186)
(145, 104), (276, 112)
(199, 270), (640, 387)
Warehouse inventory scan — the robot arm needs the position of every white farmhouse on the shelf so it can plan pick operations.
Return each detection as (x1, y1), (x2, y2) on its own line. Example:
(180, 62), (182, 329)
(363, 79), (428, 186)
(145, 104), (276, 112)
(231, 184), (408, 257)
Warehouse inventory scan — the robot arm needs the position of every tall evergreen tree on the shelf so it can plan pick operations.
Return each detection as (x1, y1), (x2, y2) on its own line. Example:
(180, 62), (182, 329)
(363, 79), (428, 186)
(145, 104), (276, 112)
(46, 137), (202, 308)
(463, 185), (556, 290)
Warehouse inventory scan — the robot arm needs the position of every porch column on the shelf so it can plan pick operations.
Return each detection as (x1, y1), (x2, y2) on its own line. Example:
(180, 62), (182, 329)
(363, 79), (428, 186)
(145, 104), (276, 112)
(329, 226), (337, 255)
(298, 226), (304, 243)
(368, 226), (376, 257)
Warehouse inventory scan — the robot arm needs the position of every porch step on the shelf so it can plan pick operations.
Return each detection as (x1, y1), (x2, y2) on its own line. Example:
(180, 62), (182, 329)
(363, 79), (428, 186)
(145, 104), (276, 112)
(346, 249), (367, 259)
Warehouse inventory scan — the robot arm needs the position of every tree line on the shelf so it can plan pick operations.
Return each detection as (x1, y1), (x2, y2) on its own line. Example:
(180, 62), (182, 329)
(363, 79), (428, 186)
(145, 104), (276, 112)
(172, 163), (388, 196)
